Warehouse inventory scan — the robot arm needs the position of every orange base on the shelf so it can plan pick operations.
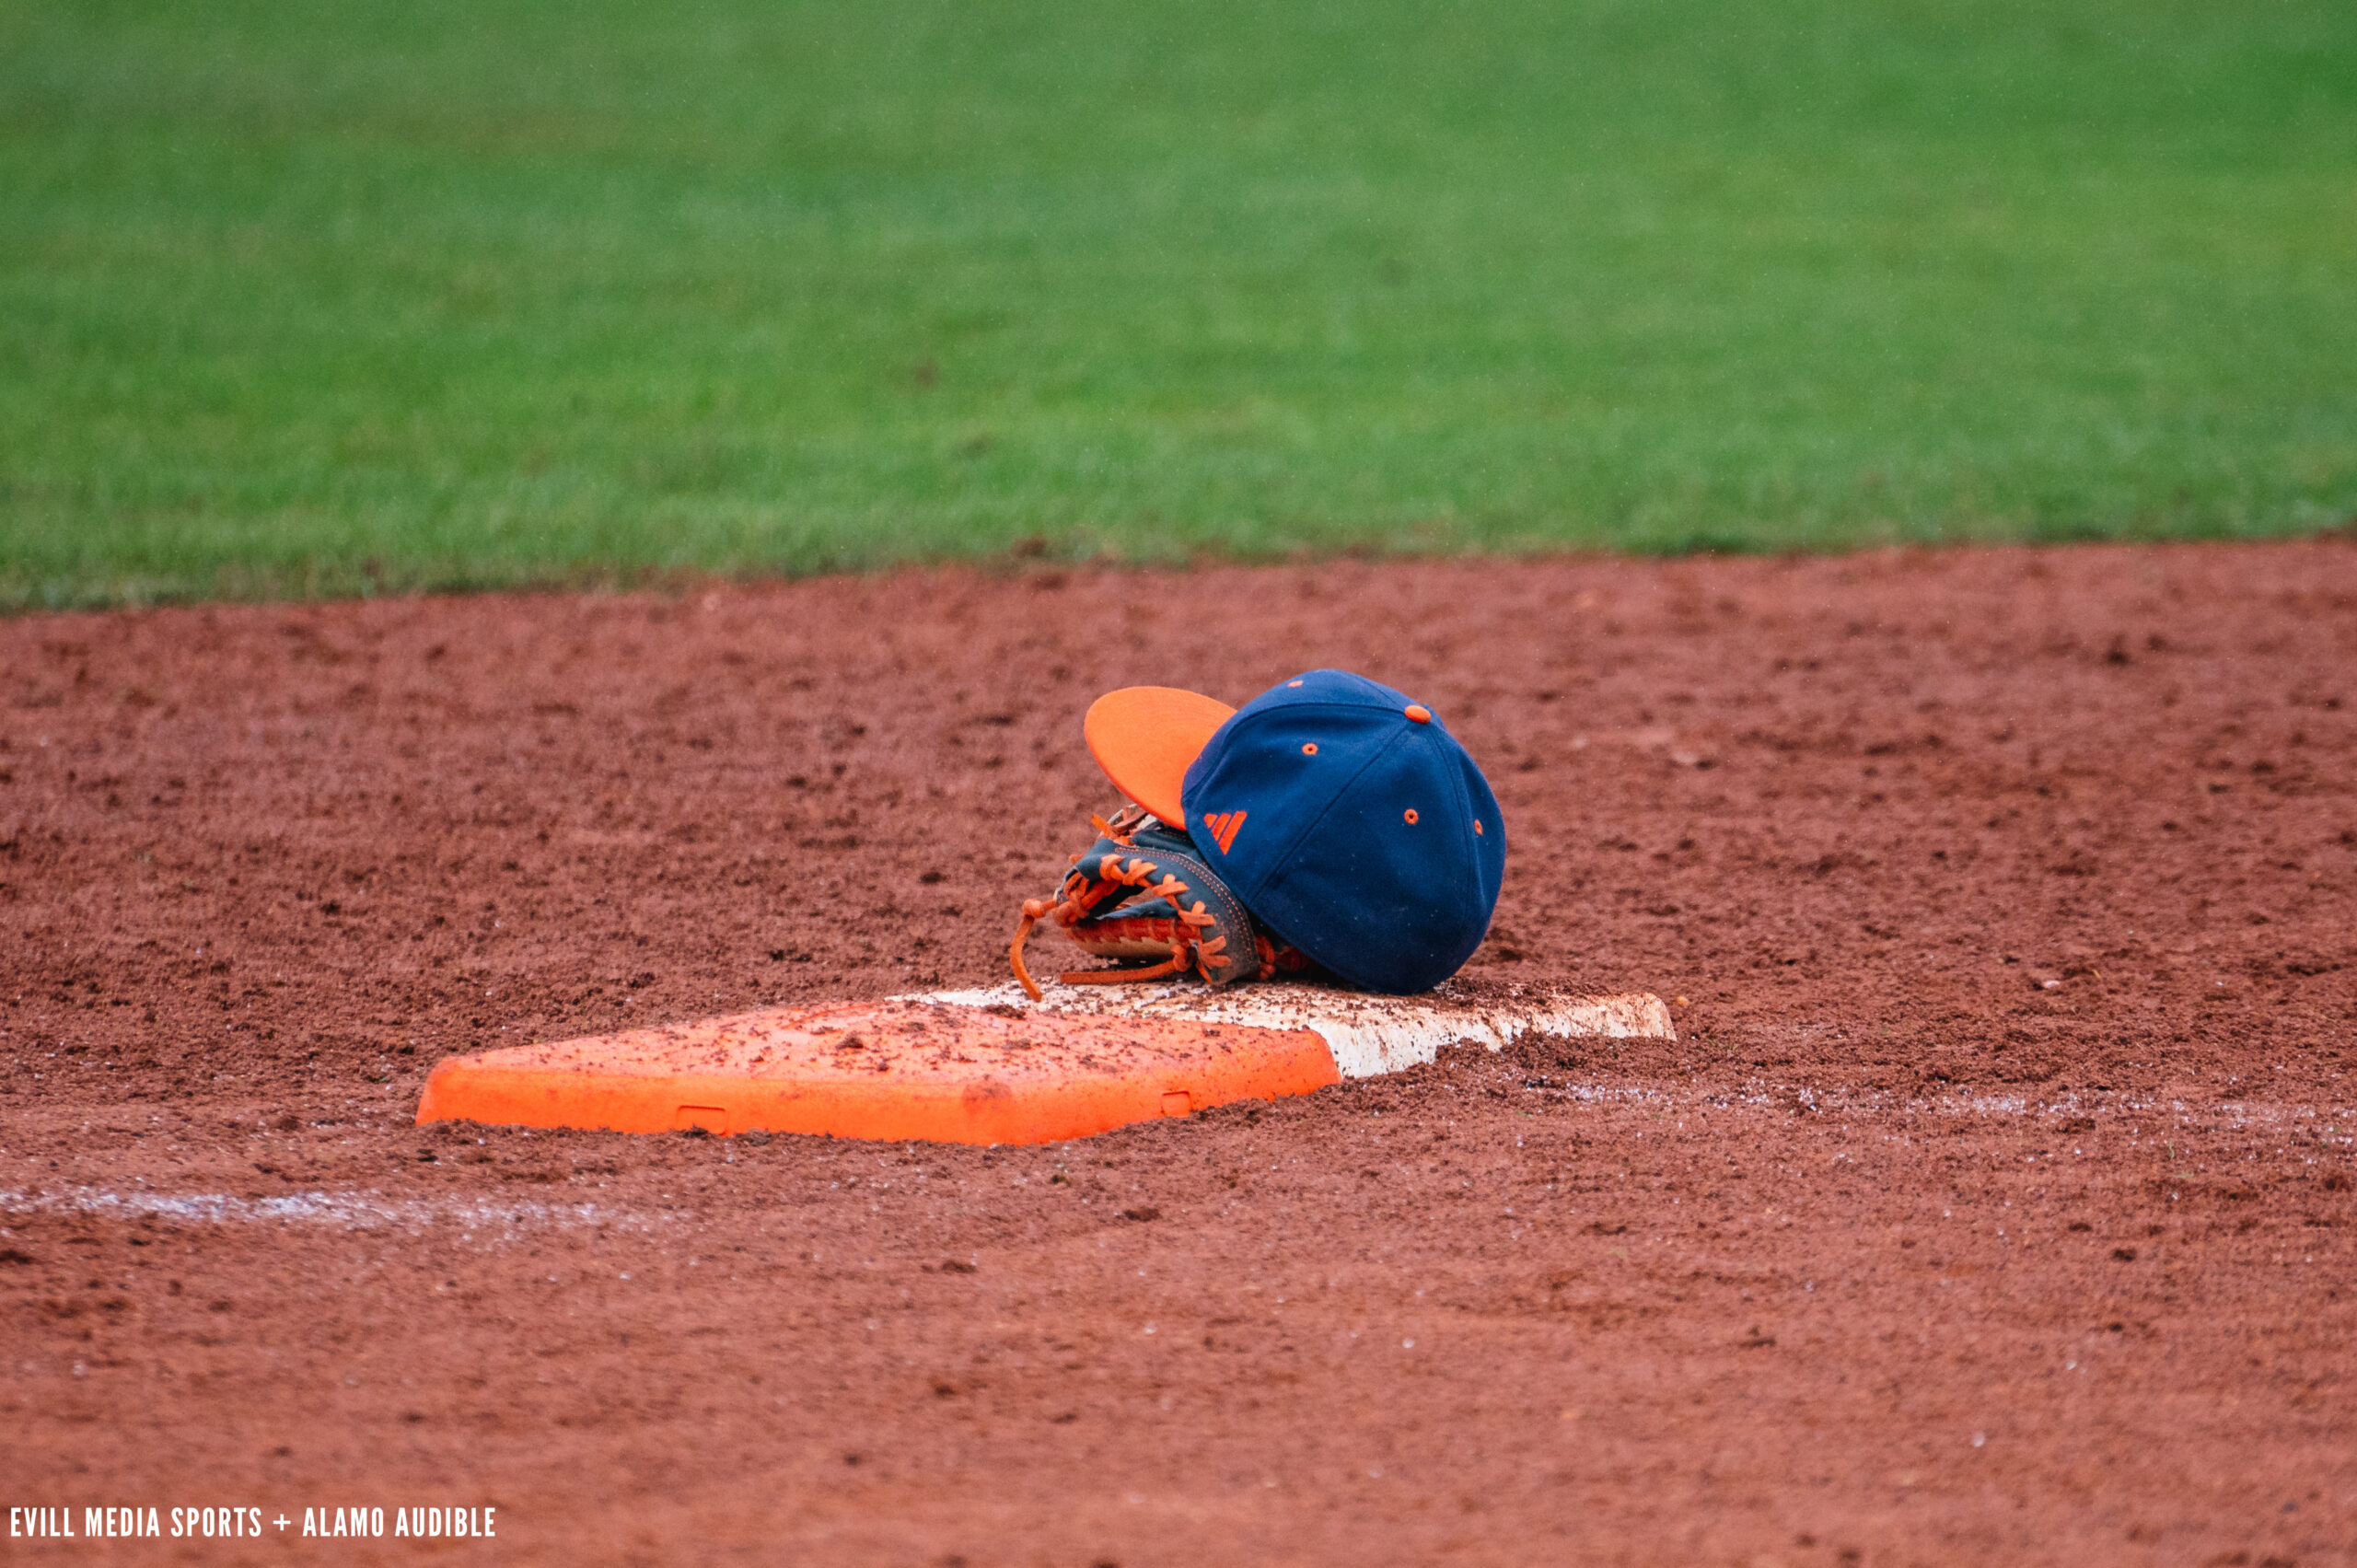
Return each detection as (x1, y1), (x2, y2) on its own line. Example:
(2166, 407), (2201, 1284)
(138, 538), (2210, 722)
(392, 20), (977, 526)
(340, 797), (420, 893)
(415, 997), (1340, 1145)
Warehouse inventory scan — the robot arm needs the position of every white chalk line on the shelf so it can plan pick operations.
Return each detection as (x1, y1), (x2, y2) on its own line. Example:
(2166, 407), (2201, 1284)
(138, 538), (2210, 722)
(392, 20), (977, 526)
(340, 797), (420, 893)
(1504, 1079), (2353, 1138)
(3, 1075), (2341, 1237)
(0, 1187), (663, 1234)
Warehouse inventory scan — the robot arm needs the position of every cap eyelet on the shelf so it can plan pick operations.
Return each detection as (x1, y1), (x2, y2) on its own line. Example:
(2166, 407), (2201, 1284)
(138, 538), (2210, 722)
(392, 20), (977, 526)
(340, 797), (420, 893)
(1403, 807), (1419, 825)
(1404, 704), (1431, 724)
(1286, 679), (1304, 688)
(1301, 742), (1318, 756)
(1473, 819), (1484, 835)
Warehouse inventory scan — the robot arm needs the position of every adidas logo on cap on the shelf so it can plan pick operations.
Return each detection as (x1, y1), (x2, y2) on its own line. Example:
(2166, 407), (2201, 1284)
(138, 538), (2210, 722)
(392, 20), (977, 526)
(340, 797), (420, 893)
(1198, 810), (1247, 854)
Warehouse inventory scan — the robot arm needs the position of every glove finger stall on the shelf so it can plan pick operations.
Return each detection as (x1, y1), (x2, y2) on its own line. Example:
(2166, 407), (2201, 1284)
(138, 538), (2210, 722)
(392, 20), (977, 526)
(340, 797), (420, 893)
(1062, 826), (1259, 987)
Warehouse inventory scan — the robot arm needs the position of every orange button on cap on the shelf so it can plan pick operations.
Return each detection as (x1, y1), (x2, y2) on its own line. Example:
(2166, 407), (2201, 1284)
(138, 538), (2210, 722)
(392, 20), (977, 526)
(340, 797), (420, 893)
(1404, 704), (1431, 723)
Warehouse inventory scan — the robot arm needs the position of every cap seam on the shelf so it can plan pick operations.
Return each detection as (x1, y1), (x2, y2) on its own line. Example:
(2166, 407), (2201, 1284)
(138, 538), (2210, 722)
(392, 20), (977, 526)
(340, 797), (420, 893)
(1233, 697), (1420, 719)
(1239, 730), (1416, 986)
(1434, 738), (1493, 958)
(1241, 728), (1399, 899)
(1188, 705), (1410, 880)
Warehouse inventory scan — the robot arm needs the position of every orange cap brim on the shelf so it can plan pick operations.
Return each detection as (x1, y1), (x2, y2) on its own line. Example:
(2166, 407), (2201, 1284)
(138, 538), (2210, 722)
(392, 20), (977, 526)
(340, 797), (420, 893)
(1082, 686), (1236, 829)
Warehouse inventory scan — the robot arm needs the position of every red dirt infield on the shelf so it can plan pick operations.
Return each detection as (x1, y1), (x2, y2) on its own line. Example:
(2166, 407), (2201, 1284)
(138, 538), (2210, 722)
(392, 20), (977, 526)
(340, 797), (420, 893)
(3, 541), (2354, 1564)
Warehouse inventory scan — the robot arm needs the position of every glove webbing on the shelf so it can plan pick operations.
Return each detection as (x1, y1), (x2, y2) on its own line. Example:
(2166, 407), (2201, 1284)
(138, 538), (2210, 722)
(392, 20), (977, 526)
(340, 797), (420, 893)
(1008, 814), (1267, 1002)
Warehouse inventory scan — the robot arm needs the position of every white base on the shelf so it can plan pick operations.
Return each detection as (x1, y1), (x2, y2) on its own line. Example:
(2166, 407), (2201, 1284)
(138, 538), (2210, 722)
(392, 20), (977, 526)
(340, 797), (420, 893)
(903, 981), (1675, 1078)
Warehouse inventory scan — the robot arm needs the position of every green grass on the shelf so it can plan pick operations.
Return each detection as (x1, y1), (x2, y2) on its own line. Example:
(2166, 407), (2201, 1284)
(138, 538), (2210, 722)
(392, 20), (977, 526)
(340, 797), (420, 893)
(4, 0), (2355, 607)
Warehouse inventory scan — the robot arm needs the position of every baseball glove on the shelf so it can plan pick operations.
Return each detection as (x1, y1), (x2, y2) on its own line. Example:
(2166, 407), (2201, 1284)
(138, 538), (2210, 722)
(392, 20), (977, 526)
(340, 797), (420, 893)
(1008, 807), (1308, 1001)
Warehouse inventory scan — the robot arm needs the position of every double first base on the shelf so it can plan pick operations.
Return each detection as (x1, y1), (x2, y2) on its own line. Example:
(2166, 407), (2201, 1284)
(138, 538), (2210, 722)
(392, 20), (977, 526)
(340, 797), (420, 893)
(415, 981), (1674, 1146)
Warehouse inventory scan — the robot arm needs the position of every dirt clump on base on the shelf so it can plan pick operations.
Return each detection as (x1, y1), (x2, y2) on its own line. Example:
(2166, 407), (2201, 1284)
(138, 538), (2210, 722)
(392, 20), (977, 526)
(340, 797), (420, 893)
(3, 542), (2352, 1563)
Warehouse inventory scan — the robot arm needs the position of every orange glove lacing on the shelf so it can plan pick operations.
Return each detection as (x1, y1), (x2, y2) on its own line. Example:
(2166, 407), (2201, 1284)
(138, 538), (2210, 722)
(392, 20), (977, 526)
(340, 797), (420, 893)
(1007, 838), (1238, 1001)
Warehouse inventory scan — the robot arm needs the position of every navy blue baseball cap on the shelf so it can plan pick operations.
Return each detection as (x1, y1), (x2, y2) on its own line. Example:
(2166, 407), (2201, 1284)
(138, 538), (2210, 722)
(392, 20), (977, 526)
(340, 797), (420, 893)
(1159, 669), (1507, 993)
